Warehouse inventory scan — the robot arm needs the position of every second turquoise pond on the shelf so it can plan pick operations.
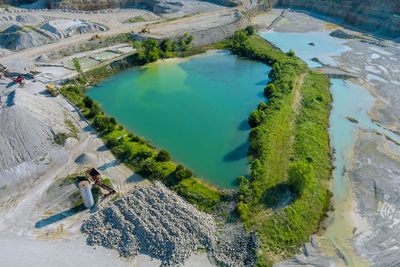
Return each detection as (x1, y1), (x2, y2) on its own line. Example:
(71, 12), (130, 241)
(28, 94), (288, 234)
(88, 50), (270, 188)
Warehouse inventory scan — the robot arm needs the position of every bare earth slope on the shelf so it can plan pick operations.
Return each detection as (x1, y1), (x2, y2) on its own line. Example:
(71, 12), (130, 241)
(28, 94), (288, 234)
(277, 0), (400, 35)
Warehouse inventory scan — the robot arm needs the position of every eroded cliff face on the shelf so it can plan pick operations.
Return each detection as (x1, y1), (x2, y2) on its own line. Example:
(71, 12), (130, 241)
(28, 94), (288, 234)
(278, 0), (400, 35)
(0, 0), (36, 5)
(46, 0), (239, 12)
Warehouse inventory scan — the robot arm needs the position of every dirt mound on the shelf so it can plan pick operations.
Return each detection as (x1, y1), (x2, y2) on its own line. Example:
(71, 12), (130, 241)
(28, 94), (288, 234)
(40, 19), (106, 39)
(36, 54), (50, 62)
(0, 27), (49, 50)
(0, 90), (55, 170)
(75, 153), (97, 165)
(0, 14), (44, 31)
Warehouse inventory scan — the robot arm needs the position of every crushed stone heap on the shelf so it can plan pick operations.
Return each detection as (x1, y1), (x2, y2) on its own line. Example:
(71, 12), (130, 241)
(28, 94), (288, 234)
(81, 181), (217, 266)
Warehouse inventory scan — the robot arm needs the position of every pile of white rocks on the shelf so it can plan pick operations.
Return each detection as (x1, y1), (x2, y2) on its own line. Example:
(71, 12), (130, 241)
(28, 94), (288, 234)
(81, 181), (218, 266)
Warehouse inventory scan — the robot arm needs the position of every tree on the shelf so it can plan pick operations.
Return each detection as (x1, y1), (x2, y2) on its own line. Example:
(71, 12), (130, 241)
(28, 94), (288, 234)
(248, 110), (263, 128)
(89, 101), (100, 118)
(142, 39), (159, 62)
(185, 35), (193, 46)
(288, 161), (315, 195)
(171, 39), (178, 51)
(73, 58), (82, 73)
(232, 30), (248, 52)
(245, 25), (254, 36)
(287, 49), (296, 57)
(157, 149), (171, 162)
(83, 96), (94, 108)
(160, 38), (171, 52)
(132, 41), (142, 49)
(120, 142), (134, 160)
(263, 83), (277, 98)
(179, 39), (185, 50)
(110, 117), (117, 125)
(237, 201), (250, 221)
(174, 164), (193, 181)
(93, 115), (114, 132)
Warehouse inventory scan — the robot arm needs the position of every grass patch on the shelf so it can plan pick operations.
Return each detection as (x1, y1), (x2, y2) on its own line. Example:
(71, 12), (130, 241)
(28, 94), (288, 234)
(172, 178), (223, 212)
(128, 16), (146, 23)
(102, 177), (114, 189)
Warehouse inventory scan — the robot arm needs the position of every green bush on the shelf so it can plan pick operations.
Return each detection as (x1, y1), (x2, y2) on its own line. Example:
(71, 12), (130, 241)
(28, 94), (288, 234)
(110, 117), (117, 125)
(288, 161), (315, 195)
(174, 164), (193, 181)
(157, 149), (171, 162)
(73, 58), (82, 73)
(83, 96), (94, 108)
(263, 83), (277, 98)
(245, 25), (255, 36)
(142, 39), (159, 62)
(248, 109), (263, 128)
(160, 38), (171, 53)
(93, 115), (115, 132)
(55, 132), (68, 145)
(237, 201), (250, 221)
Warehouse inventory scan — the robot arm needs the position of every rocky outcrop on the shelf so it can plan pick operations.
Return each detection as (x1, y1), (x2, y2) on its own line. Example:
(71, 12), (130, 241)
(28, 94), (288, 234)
(0, 0), (36, 5)
(278, 0), (400, 35)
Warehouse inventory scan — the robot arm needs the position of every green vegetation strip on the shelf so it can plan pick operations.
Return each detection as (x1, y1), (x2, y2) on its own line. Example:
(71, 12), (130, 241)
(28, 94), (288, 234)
(228, 30), (332, 265)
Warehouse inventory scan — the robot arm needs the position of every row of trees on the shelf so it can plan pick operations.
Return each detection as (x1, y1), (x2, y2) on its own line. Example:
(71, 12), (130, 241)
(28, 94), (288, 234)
(134, 33), (194, 63)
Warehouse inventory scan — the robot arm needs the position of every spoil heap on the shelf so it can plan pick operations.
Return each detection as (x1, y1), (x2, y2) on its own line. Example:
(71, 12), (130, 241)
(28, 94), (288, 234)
(81, 181), (217, 266)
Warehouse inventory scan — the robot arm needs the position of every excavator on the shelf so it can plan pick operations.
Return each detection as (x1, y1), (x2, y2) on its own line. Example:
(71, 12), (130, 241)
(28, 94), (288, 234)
(46, 84), (60, 96)
(139, 26), (150, 34)
(90, 34), (102, 41)
(0, 64), (25, 85)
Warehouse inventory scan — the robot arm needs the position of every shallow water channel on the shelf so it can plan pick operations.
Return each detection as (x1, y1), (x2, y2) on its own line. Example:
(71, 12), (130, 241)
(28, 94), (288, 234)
(88, 50), (270, 188)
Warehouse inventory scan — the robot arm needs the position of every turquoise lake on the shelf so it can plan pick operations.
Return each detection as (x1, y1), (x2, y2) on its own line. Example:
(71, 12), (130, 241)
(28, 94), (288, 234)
(88, 50), (270, 188)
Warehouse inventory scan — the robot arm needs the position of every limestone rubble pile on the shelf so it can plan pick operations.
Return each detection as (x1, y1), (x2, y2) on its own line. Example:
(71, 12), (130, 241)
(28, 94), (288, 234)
(82, 181), (258, 266)
(81, 181), (217, 266)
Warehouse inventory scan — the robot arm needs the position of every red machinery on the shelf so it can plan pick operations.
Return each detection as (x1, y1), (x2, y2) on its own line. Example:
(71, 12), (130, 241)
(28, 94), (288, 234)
(0, 64), (25, 85)
(86, 168), (116, 195)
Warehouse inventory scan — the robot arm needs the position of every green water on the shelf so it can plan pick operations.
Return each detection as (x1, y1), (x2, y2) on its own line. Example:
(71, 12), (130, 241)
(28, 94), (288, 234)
(88, 50), (270, 188)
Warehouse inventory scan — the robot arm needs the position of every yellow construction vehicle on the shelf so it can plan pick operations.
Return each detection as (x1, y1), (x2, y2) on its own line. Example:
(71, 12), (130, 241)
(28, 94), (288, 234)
(46, 84), (60, 96)
(140, 26), (150, 34)
(90, 34), (102, 41)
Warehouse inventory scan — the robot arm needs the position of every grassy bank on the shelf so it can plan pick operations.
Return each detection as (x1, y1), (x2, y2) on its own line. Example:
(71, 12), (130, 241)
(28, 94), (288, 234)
(228, 31), (332, 265)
